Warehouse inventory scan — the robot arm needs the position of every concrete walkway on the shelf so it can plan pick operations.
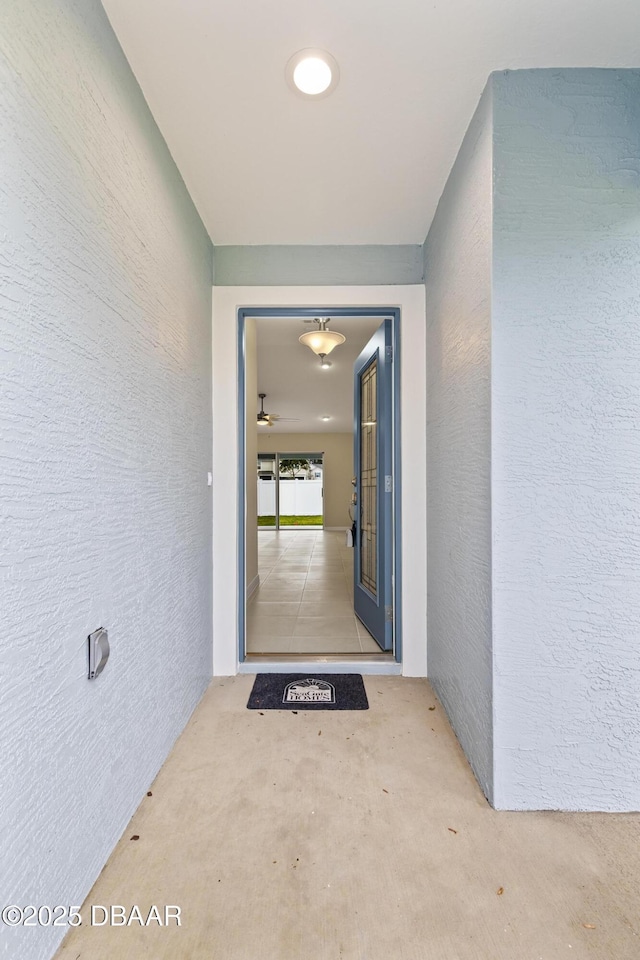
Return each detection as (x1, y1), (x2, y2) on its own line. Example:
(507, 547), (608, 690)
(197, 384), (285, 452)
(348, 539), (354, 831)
(57, 676), (640, 959)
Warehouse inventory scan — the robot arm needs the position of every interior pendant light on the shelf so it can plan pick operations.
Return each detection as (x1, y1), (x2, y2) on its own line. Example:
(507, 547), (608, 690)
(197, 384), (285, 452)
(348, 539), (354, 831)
(299, 318), (346, 359)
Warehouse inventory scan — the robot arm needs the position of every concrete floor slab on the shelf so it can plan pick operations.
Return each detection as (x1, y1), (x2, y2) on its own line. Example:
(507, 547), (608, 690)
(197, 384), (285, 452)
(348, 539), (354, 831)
(56, 677), (640, 960)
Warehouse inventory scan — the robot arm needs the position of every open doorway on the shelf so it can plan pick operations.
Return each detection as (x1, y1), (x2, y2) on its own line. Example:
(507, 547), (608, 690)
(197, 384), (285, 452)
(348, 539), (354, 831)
(238, 307), (402, 663)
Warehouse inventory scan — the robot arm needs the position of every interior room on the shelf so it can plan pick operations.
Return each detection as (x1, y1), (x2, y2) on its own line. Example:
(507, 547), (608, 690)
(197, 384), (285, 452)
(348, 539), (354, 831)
(244, 315), (390, 658)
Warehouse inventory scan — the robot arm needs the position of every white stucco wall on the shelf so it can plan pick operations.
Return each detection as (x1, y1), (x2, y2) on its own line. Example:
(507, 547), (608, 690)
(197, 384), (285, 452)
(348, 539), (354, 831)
(426, 68), (640, 811)
(424, 84), (494, 802)
(492, 69), (640, 810)
(0, 2), (213, 956)
(212, 286), (427, 678)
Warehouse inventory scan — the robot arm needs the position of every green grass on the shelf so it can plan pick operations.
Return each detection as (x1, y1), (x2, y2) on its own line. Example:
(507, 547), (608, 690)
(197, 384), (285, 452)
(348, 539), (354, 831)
(257, 515), (323, 527)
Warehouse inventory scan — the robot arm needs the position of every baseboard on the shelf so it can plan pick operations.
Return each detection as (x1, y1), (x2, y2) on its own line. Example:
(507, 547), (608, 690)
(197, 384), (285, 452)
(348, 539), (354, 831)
(247, 574), (260, 600)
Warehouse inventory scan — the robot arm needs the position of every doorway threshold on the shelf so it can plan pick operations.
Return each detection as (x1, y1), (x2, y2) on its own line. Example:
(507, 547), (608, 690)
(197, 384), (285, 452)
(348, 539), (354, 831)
(240, 656), (401, 675)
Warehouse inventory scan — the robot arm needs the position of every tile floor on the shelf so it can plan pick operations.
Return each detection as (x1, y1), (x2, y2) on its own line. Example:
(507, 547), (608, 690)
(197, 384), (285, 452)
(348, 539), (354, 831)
(246, 530), (383, 655)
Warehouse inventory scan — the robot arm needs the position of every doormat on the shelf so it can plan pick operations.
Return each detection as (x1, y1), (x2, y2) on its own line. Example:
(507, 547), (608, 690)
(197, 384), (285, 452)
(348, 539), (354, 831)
(247, 674), (369, 711)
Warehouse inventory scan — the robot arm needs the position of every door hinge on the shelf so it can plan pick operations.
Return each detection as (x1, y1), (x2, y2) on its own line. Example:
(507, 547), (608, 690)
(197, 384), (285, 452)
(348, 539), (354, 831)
(385, 605), (393, 623)
(385, 345), (393, 361)
(385, 475), (393, 493)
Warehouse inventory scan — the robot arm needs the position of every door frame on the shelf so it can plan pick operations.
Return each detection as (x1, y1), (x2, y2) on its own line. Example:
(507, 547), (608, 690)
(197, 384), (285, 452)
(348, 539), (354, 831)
(237, 306), (402, 664)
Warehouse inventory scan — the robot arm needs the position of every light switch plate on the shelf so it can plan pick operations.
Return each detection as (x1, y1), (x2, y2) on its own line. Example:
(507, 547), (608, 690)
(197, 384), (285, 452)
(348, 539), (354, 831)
(88, 627), (110, 680)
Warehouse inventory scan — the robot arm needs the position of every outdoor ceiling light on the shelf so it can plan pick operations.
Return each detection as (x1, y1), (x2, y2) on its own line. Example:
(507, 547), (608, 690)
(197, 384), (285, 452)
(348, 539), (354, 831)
(285, 49), (340, 99)
(299, 318), (346, 358)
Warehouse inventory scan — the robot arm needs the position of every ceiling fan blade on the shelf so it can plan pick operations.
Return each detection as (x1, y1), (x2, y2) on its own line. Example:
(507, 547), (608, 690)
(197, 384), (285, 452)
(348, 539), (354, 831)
(257, 407), (300, 425)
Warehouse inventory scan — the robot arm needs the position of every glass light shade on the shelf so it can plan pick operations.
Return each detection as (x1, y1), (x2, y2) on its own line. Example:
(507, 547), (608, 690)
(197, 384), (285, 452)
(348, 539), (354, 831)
(286, 49), (340, 100)
(299, 329), (346, 356)
(293, 57), (332, 95)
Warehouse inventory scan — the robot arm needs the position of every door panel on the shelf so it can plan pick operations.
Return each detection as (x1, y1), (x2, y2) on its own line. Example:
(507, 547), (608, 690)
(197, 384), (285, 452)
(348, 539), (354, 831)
(359, 359), (378, 596)
(354, 320), (393, 650)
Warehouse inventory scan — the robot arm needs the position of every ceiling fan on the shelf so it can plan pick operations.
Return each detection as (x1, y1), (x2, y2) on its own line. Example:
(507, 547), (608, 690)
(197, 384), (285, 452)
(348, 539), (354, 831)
(257, 393), (300, 428)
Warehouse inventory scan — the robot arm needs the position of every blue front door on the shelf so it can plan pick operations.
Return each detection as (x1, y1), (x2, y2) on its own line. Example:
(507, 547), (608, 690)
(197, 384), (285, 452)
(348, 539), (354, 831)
(353, 320), (393, 651)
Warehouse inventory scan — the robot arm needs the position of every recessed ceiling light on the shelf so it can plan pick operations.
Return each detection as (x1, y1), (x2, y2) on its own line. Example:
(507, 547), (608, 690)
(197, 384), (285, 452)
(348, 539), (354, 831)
(321, 416), (331, 421)
(286, 49), (340, 99)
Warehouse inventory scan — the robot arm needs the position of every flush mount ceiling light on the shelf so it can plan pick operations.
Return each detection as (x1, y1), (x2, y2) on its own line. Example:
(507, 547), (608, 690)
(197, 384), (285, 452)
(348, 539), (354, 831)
(286, 49), (340, 99)
(299, 319), (346, 365)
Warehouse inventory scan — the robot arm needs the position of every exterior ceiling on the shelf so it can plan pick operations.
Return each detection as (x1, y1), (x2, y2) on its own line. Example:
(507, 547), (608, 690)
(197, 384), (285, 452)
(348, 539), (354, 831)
(102, 0), (640, 245)
(255, 316), (382, 434)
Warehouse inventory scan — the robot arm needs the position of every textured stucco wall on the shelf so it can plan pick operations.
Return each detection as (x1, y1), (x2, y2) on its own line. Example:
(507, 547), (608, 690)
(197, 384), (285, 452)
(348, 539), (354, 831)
(492, 69), (640, 810)
(0, 1), (213, 956)
(424, 83), (494, 802)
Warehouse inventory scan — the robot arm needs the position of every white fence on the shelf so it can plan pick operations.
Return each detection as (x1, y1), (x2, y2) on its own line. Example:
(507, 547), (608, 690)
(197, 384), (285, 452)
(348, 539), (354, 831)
(258, 479), (323, 517)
